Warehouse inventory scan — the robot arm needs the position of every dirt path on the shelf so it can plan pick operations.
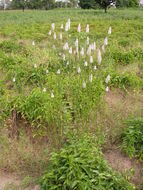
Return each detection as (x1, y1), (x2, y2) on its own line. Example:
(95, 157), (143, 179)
(104, 148), (143, 189)
(0, 171), (40, 190)
(0, 172), (20, 189)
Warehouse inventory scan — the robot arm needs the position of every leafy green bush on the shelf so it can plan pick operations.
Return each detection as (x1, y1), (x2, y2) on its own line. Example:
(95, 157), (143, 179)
(111, 51), (134, 66)
(0, 40), (30, 56)
(121, 118), (143, 160)
(110, 72), (141, 89)
(40, 136), (134, 190)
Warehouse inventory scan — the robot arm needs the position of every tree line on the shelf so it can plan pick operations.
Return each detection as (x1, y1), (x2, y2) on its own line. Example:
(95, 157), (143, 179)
(2, 0), (140, 12)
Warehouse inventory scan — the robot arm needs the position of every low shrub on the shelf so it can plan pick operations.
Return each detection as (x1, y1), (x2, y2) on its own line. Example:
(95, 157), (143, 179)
(110, 72), (141, 89)
(40, 136), (134, 190)
(121, 117), (143, 160)
(111, 51), (134, 66)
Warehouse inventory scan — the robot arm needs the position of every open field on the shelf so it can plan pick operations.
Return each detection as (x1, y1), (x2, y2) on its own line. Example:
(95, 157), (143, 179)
(0, 8), (143, 190)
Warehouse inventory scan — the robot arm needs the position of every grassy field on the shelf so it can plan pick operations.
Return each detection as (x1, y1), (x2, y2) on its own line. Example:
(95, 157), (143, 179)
(0, 8), (143, 190)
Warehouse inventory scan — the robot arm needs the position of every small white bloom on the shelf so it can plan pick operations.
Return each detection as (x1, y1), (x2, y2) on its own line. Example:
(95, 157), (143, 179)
(51, 92), (54, 98)
(34, 64), (37, 68)
(97, 49), (102, 65)
(89, 74), (93, 83)
(87, 45), (91, 56)
(76, 46), (79, 54)
(108, 26), (111, 35)
(49, 30), (52, 36)
(53, 33), (56, 39)
(75, 38), (78, 47)
(104, 37), (108, 46)
(77, 67), (81, 74)
(90, 56), (93, 63)
(63, 42), (69, 50)
(46, 69), (49, 74)
(93, 42), (96, 51)
(32, 41), (35, 46)
(68, 18), (71, 29)
(82, 82), (86, 88)
(84, 61), (88, 67)
(105, 86), (109, 92)
(80, 47), (84, 56)
(94, 65), (97, 70)
(60, 24), (64, 29)
(69, 47), (72, 54)
(105, 75), (111, 84)
(86, 24), (89, 33)
(63, 54), (66, 61)
(59, 32), (63, 40)
(77, 24), (81, 33)
(102, 45), (105, 53)
(13, 77), (16, 82)
(51, 23), (55, 31)
(43, 88), (46, 92)
(87, 37), (89, 45)
(57, 69), (61, 74)
(53, 44), (56, 49)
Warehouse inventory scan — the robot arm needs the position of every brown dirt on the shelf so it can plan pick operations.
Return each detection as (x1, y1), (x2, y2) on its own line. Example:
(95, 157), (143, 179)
(0, 171), (20, 189)
(0, 171), (40, 190)
(104, 148), (143, 188)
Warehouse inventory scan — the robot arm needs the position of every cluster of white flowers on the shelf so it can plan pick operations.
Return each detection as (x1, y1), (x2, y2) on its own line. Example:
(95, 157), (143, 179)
(26, 21), (112, 96)
(86, 24), (89, 33)
(105, 75), (111, 92)
(65, 18), (70, 32)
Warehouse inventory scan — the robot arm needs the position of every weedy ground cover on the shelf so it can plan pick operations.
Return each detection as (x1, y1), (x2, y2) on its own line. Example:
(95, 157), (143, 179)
(0, 8), (143, 189)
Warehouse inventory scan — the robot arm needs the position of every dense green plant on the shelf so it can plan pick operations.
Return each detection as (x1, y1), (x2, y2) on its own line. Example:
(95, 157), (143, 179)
(110, 72), (141, 89)
(111, 51), (134, 65)
(121, 117), (143, 160)
(40, 135), (134, 190)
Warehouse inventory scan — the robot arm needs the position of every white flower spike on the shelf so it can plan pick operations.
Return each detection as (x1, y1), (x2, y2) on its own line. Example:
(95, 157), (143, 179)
(108, 26), (111, 35)
(60, 32), (63, 40)
(97, 49), (102, 65)
(94, 65), (97, 70)
(32, 41), (35, 46)
(43, 88), (46, 93)
(34, 64), (37, 68)
(105, 75), (111, 84)
(77, 24), (81, 33)
(13, 77), (16, 82)
(84, 61), (88, 67)
(104, 37), (108, 46)
(86, 24), (89, 33)
(51, 23), (55, 31)
(51, 92), (54, 98)
(53, 33), (56, 40)
(89, 74), (93, 83)
(90, 56), (93, 63)
(57, 69), (61, 75)
(82, 82), (86, 89)
(106, 86), (109, 92)
(77, 67), (81, 74)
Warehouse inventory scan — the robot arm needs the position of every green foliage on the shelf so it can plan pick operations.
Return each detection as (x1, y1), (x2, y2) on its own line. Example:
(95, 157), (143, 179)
(121, 118), (143, 160)
(79, 0), (115, 12)
(79, 0), (97, 9)
(111, 51), (134, 65)
(116, 0), (139, 7)
(40, 136), (134, 190)
(110, 72), (142, 89)
(129, 0), (139, 7)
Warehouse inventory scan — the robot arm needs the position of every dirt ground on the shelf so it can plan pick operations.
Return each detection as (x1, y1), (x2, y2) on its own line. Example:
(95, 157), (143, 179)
(0, 171), (40, 190)
(104, 148), (143, 189)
